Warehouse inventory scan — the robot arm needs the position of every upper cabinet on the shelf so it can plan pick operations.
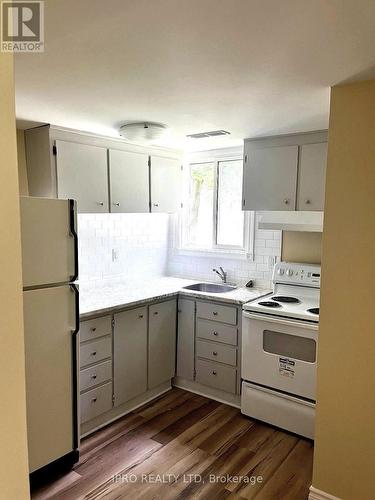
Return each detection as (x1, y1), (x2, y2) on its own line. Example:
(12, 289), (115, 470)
(297, 142), (327, 211)
(24, 125), (182, 214)
(109, 149), (149, 213)
(56, 141), (108, 213)
(243, 131), (328, 212)
(243, 145), (298, 211)
(150, 156), (182, 213)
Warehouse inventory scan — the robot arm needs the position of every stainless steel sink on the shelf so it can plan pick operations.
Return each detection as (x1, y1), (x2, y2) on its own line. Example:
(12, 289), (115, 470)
(182, 283), (236, 293)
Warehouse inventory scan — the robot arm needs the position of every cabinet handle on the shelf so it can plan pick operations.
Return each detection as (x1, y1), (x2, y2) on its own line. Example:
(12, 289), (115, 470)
(212, 371), (217, 376)
(91, 351), (97, 356)
(113, 202), (120, 207)
(153, 311), (158, 315)
(138, 314), (144, 319)
(91, 374), (97, 379)
(305, 199), (311, 204)
(91, 327), (96, 332)
(91, 397), (97, 403)
(178, 309), (182, 313)
(283, 199), (289, 205)
(213, 331), (218, 336)
(153, 203), (159, 207)
(212, 351), (218, 356)
(97, 201), (104, 206)
(213, 311), (218, 316)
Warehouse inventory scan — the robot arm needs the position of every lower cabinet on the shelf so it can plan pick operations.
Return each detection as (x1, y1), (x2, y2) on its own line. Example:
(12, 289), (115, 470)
(148, 300), (177, 389)
(175, 298), (241, 396)
(80, 298), (177, 429)
(176, 298), (195, 381)
(113, 306), (148, 407)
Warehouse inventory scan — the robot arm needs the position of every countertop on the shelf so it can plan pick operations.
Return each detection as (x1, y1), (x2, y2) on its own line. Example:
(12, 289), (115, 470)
(79, 276), (271, 320)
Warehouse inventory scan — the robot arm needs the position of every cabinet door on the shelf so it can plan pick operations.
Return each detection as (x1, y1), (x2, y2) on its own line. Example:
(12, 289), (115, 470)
(150, 156), (181, 212)
(176, 298), (195, 381)
(109, 149), (150, 213)
(243, 145), (298, 210)
(56, 140), (108, 213)
(114, 307), (148, 407)
(148, 300), (177, 388)
(297, 142), (327, 211)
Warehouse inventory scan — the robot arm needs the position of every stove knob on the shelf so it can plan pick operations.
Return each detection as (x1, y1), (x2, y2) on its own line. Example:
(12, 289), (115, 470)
(277, 269), (284, 275)
(286, 269), (293, 277)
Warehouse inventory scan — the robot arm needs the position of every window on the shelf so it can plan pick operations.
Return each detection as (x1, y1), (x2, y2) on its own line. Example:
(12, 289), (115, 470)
(177, 157), (254, 258)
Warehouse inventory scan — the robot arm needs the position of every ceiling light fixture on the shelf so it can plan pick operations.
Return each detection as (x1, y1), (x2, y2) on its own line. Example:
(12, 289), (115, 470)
(119, 122), (168, 143)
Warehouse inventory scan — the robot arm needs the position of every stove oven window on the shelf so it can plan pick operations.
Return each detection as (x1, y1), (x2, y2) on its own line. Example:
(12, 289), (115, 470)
(263, 330), (316, 363)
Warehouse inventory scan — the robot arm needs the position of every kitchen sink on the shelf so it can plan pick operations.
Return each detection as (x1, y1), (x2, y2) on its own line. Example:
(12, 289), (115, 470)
(182, 283), (236, 293)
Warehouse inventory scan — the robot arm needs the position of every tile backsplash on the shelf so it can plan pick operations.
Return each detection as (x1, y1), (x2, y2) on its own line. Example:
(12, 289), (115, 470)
(78, 213), (170, 285)
(78, 213), (281, 288)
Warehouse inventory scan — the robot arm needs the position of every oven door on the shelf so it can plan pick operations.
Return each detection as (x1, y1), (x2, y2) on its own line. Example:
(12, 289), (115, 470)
(242, 312), (318, 400)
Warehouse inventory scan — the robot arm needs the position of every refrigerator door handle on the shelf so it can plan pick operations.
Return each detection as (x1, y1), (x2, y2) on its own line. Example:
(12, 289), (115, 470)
(70, 283), (80, 451)
(69, 199), (79, 282)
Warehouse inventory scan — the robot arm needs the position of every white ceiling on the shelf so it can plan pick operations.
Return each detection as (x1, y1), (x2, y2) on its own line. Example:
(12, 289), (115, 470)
(15, 0), (375, 150)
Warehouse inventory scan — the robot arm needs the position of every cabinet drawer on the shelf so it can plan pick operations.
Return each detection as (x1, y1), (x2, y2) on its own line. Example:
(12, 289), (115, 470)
(195, 359), (237, 394)
(196, 301), (237, 325)
(80, 315), (112, 343)
(196, 339), (237, 367)
(80, 337), (112, 368)
(80, 382), (112, 423)
(196, 319), (238, 346)
(80, 360), (112, 392)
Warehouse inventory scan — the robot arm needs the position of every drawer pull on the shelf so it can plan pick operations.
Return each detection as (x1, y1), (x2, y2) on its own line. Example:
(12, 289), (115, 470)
(212, 371), (217, 376)
(213, 351), (218, 356)
(91, 397), (97, 403)
(138, 314), (144, 319)
(91, 351), (97, 356)
(91, 374), (97, 380)
(213, 312), (218, 316)
(213, 331), (218, 336)
(153, 311), (158, 315)
(91, 327), (97, 332)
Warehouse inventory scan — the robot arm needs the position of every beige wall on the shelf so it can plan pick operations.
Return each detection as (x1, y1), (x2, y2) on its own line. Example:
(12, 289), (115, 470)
(312, 80), (375, 499)
(17, 129), (29, 195)
(0, 54), (30, 499)
(281, 231), (322, 264)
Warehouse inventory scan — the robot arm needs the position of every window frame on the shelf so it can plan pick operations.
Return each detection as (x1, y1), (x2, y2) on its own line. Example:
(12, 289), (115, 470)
(173, 150), (255, 261)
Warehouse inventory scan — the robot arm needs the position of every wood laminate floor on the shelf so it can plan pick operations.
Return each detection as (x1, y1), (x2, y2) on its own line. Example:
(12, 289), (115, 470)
(31, 388), (313, 500)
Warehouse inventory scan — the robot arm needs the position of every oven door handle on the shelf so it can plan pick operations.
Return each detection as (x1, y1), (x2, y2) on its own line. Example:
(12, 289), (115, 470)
(242, 311), (319, 331)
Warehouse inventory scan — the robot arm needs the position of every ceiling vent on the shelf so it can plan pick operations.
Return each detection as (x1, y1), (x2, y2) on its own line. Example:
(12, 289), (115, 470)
(119, 122), (168, 142)
(186, 130), (231, 139)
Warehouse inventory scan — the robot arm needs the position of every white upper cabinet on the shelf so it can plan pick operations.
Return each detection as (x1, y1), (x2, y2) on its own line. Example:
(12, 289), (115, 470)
(297, 142), (328, 211)
(243, 131), (328, 212)
(150, 156), (181, 213)
(243, 145), (299, 211)
(109, 149), (149, 213)
(56, 140), (108, 213)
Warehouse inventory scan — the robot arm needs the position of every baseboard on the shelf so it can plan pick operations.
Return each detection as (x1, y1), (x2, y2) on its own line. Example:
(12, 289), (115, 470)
(173, 376), (241, 408)
(309, 486), (342, 500)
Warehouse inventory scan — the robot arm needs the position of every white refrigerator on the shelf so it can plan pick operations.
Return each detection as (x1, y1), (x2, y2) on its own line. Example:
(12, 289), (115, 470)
(20, 196), (79, 477)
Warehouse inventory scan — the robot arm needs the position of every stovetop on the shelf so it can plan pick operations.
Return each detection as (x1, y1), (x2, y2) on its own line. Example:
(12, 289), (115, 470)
(243, 262), (321, 323)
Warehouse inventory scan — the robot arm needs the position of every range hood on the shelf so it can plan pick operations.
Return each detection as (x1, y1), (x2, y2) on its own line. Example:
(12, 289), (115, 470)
(258, 211), (324, 232)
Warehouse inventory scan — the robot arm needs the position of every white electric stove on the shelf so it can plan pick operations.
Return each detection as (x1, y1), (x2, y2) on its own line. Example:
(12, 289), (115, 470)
(241, 262), (321, 439)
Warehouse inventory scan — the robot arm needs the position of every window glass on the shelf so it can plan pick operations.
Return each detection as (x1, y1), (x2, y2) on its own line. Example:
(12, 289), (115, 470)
(186, 162), (215, 249)
(217, 160), (244, 247)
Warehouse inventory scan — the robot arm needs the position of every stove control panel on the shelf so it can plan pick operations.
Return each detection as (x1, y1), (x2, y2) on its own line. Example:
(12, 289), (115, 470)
(273, 262), (321, 288)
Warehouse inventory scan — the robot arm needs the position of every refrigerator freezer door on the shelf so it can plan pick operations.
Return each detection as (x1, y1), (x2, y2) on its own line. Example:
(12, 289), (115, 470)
(24, 285), (78, 473)
(20, 196), (77, 288)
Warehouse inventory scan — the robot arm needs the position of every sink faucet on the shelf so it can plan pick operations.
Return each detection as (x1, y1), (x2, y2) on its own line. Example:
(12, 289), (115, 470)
(213, 267), (227, 283)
